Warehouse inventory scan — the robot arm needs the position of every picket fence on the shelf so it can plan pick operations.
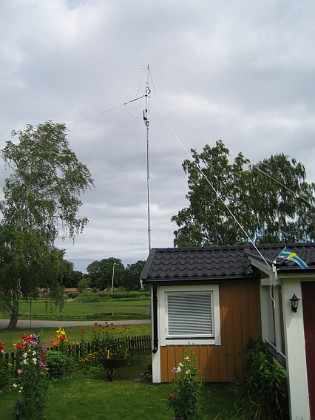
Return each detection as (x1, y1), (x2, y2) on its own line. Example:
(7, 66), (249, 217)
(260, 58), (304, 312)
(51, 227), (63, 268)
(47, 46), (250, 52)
(2, 335), (152, 371)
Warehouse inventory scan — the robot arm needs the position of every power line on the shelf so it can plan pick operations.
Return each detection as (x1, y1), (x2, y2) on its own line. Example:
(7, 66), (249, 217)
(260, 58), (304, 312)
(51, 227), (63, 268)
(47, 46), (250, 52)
(157, 108), (272, 269)
(252, 164), (313, 207)
(68, 95), (146, 125)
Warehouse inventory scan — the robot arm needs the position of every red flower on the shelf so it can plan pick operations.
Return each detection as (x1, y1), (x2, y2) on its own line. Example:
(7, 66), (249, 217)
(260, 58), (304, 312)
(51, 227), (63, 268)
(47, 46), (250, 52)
(14, 343), (25, 350)
(21, 335), (33, 343)
(170, 393), (175, 398)
(81, 328), (85, 334)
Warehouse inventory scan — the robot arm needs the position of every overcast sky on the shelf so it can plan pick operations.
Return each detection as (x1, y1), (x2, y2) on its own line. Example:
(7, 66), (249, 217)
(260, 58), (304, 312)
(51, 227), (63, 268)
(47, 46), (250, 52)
(1, 0), (315, 273)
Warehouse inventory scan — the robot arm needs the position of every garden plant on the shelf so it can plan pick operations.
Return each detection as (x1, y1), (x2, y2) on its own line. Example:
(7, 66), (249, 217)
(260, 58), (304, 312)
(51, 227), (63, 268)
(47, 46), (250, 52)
(12, 334), (49, 419)
(167, 350), (203, 420)
(235, 336), (289, 419)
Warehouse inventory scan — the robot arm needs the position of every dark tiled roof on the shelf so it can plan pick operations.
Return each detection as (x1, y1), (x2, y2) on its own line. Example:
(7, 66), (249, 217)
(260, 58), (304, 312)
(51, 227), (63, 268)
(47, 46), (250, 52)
(141, 244), (315, 283)
(247, 243), (315, 271)
(141, 246), (257, 283)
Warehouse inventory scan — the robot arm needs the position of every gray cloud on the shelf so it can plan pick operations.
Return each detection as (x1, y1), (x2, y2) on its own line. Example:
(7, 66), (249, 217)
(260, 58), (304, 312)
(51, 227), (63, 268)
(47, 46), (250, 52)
(1, 0), (315, 272)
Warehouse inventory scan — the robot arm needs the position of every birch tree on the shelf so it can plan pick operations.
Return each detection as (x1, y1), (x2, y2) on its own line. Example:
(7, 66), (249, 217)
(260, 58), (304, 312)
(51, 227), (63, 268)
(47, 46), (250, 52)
(172, 141), (315, 247)
(0, 122), (94, 328)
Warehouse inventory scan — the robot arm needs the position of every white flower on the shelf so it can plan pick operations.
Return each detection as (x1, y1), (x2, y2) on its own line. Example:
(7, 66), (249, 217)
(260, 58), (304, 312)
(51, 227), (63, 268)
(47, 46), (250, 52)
(13, 383), (18, 388)
(32, 351), (36, 356)
(23, 352), (27, 358)
(184, 356), (190, 361)
(22, 359), (28, 365)
(32, 358), (37, 364)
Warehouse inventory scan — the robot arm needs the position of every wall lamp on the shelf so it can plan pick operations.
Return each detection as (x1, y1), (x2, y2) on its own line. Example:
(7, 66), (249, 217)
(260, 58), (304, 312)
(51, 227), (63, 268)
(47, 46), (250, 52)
(289, 293), (300, 313)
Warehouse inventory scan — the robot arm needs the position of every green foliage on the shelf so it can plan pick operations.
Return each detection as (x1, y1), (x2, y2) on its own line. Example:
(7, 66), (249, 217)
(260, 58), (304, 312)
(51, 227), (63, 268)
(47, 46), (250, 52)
(67, 292), (78, 299)
(0, 356), (11, 391)
(76, 294), (101, 303)
(77, 277), (90, 293)
(0, 121), (94, 328)
(85, 322), (134, 360)
(45, 351), (75, 379)
(62, 266), (83, 288)
(110, 291), (150, 299)
(236, 336), (288, 419)
(167, 351), (203, 419)
(172, 140), (315, 246)
(87, 258), (124, 290)
(13, 334), (49, 419)
(123, 260), (146, 291)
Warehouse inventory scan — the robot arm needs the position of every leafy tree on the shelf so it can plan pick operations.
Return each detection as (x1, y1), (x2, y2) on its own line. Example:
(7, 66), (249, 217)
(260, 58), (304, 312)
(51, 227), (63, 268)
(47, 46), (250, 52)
(77, 277), (90, 293)
(250, 154), (315, 243)
(0, 122), (94, 328)
(61, 261), (84, 288)
(172, 140), (315, 246)
(87, 258), (124, 290)
(123, 260), (146, 291)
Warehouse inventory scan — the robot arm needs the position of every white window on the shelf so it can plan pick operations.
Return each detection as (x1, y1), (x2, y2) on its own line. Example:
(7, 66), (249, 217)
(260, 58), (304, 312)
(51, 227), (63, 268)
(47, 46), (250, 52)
(159, 285), (221, 346)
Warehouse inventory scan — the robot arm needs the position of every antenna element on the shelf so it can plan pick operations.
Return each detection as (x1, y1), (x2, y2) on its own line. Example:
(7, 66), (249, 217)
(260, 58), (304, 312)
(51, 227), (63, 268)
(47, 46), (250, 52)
(143, 65), (151, 252)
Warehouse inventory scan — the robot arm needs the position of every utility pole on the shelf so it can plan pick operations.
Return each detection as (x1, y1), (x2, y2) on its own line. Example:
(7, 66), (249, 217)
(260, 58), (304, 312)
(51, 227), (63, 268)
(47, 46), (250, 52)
(111, 262), (118, 293)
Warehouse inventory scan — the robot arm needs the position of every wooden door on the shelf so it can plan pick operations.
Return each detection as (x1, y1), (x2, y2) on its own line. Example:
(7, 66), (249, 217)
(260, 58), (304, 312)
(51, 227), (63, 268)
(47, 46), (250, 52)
(302, 282), (315, 419)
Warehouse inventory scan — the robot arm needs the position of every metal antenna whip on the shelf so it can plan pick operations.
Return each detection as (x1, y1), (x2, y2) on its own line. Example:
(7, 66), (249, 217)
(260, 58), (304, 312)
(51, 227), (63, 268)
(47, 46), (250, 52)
(143, 65), (152, 252)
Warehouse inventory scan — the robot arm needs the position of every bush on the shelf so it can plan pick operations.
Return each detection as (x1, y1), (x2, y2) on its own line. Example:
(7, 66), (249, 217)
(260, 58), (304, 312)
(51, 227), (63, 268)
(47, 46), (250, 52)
(0, 357), (11, 390)
(236, 336), (289, 419)
(45, 351), (75, 379)
(67, 292), (78, 299)
(76, 294), (101, 303)
(110, 291), (150, 299)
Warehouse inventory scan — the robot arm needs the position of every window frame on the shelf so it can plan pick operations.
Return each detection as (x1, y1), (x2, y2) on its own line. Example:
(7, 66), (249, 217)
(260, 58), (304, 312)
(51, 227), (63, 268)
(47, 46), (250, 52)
(158, 284), (221, 346)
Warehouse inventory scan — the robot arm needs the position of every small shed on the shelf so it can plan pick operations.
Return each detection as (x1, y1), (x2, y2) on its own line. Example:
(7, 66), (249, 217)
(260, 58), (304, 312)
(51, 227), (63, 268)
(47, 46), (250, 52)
(141, 244), (315, 420)
(140, 246), (262, 383)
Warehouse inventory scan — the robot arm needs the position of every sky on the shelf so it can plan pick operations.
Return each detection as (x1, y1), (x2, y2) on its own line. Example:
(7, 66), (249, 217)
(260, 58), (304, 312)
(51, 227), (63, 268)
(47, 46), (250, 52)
(1, 0), (315, 273)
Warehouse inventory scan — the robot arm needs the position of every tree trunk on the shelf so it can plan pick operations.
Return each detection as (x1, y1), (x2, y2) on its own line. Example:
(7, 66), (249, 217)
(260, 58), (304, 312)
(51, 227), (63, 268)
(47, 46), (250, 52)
(7, 291), (19, 329)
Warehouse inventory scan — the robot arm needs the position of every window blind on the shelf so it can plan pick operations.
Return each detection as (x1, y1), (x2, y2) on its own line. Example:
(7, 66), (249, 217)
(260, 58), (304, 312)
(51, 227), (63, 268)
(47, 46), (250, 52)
(167, 292), (212, 336)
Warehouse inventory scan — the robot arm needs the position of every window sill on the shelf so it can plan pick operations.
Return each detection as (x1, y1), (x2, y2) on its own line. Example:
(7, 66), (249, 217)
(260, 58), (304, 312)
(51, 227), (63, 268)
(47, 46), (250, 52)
(166, 336), (214, 340)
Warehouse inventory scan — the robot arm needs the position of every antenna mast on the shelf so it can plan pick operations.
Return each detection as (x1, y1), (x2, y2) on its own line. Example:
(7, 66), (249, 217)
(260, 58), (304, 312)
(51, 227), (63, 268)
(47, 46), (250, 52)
(143, 65), (151, 252)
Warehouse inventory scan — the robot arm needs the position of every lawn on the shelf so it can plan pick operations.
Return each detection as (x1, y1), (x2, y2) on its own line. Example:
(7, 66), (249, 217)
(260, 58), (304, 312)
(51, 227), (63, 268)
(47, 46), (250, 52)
(10, 294), (151, 321)
(0, 296), (241, 419)
(0, 354), (240, 419)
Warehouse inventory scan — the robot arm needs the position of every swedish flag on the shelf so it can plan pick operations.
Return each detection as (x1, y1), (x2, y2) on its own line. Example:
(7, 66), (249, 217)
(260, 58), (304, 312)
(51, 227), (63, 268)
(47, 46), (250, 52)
(278, 247), (309, 269)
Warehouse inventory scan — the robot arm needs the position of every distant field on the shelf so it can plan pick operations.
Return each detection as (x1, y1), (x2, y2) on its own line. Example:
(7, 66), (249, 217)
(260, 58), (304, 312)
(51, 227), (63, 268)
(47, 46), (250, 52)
(2, 293), (151, 322)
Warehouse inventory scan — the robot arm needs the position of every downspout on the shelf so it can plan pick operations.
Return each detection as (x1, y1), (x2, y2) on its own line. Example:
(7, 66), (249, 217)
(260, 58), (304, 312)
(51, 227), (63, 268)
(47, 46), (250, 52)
(152, 283), (158, 353)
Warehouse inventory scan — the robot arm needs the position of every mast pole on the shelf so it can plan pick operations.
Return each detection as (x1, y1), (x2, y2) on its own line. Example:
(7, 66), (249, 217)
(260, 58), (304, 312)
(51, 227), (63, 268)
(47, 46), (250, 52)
(143, 65), (151, 252)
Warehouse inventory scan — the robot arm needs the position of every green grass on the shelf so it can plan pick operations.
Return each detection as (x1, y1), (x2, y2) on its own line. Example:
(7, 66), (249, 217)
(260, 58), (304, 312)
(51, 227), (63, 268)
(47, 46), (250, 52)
(13, 295), (151, 321)
(0, 324), (151, 353)
(0, 354), (240, 419)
